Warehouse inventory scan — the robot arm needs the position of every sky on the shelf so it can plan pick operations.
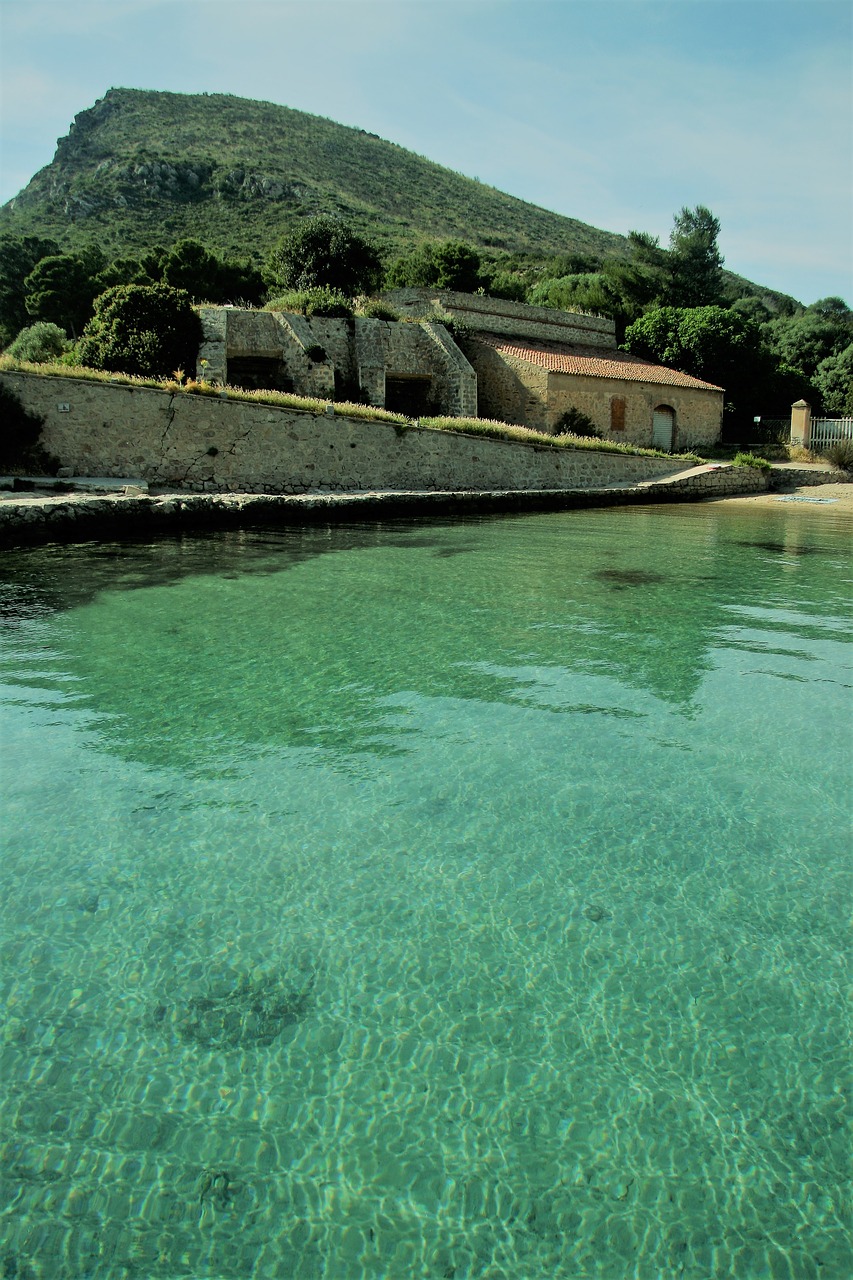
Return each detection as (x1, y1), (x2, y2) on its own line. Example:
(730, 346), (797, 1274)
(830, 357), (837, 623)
(0, 0), (850, 306)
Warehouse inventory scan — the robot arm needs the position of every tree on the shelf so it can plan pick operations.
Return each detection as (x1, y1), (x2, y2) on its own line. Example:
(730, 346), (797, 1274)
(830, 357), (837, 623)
(24, 251), (104, 338)
(5, 321), (69, 363)
(162, 238), (265, 306)
(269, 217), (382, 296)
(813, 344), (853, 415)
(728, 295), (772, 325)
(78, 284), (202, 377)
(386, 240), (483, 292)
(624, 305), (782, 433)
(758, 307), (845, 381)
(668, 205), (724, 307)
(0, 235), (60, 347)
(807, 296), (852, 322)
(92, 255), (159, 292)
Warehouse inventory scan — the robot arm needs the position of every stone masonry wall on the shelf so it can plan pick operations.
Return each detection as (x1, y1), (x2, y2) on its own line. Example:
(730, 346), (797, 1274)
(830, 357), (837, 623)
(464, 343), (551, 431)
(2, 371), (682, 494)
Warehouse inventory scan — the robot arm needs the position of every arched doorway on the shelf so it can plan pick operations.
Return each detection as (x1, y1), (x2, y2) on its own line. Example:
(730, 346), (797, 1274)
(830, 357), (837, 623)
(652, 405), (675, 451)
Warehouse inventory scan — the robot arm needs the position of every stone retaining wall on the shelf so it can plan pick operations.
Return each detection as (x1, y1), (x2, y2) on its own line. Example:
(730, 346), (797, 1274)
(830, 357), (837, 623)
(2, 465), (849, 547)
(1, 371), (683, 494)
(767, 467), (849, 488)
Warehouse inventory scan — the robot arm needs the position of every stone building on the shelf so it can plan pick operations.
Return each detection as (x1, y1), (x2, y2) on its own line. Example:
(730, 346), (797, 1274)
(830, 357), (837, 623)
(198, 291), (723, 451)
(386, 290), (724, 452)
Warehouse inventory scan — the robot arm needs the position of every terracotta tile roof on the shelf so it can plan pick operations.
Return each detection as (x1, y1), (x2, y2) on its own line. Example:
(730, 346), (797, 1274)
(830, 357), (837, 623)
(476, 334), (724, 391)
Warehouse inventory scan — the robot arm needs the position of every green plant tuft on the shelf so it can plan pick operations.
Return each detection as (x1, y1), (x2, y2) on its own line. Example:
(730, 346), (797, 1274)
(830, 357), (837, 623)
(554, 407), (601, 438)
(264, 288), (353, 318)
(732, 451), (772, 470)
(822, 437), (853, 471)
(355, 299), (400, 321)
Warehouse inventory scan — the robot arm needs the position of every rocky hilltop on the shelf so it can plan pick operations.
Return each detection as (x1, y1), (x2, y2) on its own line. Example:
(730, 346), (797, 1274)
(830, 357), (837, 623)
(0, 88), (627, 263)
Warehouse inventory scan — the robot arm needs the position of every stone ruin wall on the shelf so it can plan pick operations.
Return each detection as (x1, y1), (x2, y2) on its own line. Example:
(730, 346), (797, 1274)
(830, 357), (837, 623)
(384, 289), (617, 349)
(197, 309), (477, 419)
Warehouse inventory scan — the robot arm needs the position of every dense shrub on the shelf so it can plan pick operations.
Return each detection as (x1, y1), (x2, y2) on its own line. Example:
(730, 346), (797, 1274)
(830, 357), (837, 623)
(386, 240), (482, 292)
(355, 299), (400, 320)
(732, 451), (772, 470)
(264, 288), (353, 318)
(5, 322), (68, 362)
(823, 438), (853, 471)
(554, 407), (601, 438)
(0, 382), (57, 473)
(78, 284), (202, 377)
(269, 217), (382, 295)
(480, 269), (527, 303)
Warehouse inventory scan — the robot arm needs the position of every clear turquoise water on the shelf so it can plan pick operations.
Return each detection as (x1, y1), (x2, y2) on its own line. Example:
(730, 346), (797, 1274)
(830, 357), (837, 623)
(0, 502), (850, 1280)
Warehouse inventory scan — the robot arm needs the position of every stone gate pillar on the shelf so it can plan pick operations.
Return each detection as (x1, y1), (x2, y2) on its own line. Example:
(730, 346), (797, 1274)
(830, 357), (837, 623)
(790, 399), (811, 448)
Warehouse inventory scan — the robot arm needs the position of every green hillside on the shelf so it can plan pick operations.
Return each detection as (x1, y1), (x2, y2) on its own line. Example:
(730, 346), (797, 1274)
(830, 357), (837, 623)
(0, 88), (629, 264)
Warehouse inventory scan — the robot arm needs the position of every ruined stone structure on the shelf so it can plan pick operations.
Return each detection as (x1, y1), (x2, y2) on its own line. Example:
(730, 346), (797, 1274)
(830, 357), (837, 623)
(197, 308), (477, 420)
(198, 292), (723, 451)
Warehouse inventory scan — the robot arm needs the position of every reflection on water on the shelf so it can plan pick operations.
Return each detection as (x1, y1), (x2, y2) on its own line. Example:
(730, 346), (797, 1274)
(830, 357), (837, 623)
(0, 503), (851, 1278)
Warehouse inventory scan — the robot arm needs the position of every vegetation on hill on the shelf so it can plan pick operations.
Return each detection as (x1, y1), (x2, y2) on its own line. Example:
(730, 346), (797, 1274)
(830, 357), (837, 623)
(0, 88), (628, 266)
(0, 89), (794, 310)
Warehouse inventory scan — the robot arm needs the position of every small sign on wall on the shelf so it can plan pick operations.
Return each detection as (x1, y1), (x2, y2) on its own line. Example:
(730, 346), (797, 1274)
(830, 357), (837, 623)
(57, 403), (70, 413)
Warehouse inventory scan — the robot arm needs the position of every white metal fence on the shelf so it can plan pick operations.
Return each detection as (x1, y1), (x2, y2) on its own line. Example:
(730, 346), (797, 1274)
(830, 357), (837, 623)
(809, 417), (853, 452)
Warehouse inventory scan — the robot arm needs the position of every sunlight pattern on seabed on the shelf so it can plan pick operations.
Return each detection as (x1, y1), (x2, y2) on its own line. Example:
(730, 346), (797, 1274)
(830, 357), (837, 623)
(0, 503), (850, 1280)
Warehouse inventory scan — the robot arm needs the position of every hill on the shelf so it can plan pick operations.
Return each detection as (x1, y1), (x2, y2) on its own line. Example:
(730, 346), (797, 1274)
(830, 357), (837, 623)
(0, 88), (630, 265)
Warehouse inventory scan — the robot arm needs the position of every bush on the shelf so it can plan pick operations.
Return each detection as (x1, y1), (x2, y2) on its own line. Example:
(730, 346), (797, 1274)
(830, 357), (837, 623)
(355, 299), (400, 321)
(5, 321), (69, 362)
(823, 437), (853, 471)
(78, 284), (202, 378)
(481, 270), (528, 303)
(264, 288), (353, 318)
(304, 344), (327, 362)
(0, 382), (57, 473)
(554, 407), (601, 438)
(386, 240), (482, 292)
(268, 217), (382, 295)
(425, 311), (471, 342)
(732, 451), (772, 470)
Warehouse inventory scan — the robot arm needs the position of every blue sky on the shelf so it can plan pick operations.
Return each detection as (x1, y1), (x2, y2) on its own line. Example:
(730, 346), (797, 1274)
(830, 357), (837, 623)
(0, 0), (850, 305)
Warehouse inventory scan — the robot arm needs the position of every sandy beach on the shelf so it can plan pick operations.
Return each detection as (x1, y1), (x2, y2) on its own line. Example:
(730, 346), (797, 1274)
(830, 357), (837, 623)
(705, 481), (853, 513)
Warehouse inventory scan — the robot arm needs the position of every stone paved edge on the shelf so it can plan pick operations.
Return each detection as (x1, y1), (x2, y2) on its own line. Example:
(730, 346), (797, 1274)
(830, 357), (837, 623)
(0, 465), (849, 547)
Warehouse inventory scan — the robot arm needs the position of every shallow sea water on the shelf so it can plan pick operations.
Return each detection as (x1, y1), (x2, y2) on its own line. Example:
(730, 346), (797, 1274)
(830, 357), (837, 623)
(0, 502), (851, 1279)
